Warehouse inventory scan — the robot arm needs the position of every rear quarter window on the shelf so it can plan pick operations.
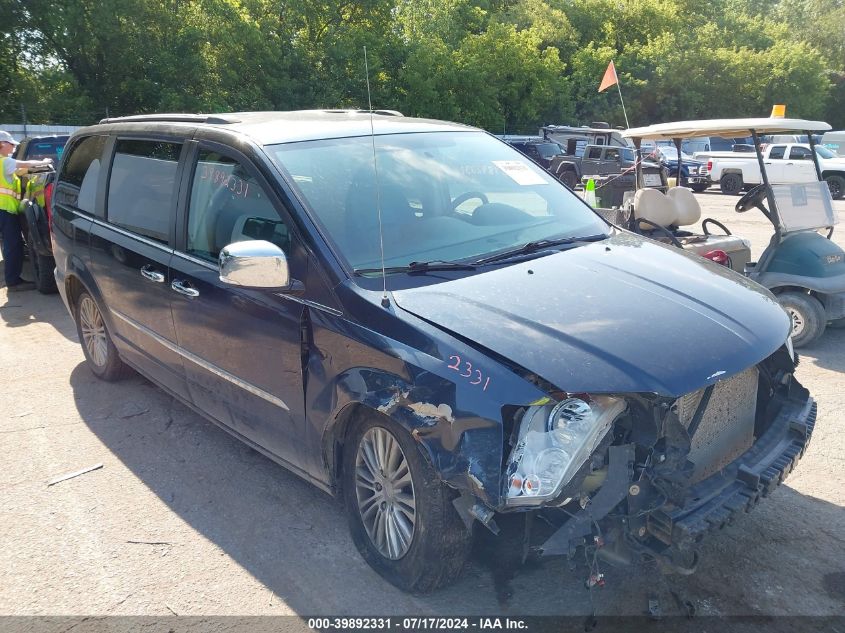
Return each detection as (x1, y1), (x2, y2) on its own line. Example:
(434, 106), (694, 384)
(56, 135), (108, 214)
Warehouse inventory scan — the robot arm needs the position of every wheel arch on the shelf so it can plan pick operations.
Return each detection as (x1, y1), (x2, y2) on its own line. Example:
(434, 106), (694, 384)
(320, 369), (504, 507)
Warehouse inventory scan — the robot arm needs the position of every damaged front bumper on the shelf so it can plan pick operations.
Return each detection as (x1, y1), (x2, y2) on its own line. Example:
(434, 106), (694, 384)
(538, 378), (816, 565)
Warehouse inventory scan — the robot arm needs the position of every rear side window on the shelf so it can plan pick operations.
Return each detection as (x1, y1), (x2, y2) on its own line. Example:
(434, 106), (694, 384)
(586, 147), (602, 159)
(107, 139), (181, 244)
(56, 135), (107, 214)
(768, 145), (786, 159)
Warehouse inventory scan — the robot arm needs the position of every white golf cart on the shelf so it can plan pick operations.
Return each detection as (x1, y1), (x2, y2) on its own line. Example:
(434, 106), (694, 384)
(620, 117), (843, 346)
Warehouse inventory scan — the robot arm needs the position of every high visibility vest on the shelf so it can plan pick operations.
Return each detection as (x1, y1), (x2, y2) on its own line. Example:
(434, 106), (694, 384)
(25, 173), (47, 208)
(0, 157), (22, 214)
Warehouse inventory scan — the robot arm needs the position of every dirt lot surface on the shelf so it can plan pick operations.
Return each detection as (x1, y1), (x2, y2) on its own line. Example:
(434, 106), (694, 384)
(1, 191), (844, 621)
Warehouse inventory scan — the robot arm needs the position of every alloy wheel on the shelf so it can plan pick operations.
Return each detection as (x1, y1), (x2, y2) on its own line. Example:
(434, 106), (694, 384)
(79, 296), (108, 367)
(355, 427), (416, 560)
(786, 307), (805, 338)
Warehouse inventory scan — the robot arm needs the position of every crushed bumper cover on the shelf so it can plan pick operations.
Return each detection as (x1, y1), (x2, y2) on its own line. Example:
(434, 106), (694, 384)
(541, 395), (816, 557)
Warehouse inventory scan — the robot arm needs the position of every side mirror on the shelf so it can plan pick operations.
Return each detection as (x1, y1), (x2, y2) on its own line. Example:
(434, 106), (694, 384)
(219, 240), (291, 290)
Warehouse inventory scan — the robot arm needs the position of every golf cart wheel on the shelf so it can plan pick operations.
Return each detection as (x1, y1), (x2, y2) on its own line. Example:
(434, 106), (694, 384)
(778, 291), (825, 347)
(720, 173), (743, 196)
(342, 413), (472, 592)
(75, 291), (129, 381)
(27, 226), (58, 294)
(825, 174), (845, 200)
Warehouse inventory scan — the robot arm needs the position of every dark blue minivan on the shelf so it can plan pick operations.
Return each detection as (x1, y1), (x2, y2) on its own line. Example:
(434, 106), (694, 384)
(52, 111), (816, 591)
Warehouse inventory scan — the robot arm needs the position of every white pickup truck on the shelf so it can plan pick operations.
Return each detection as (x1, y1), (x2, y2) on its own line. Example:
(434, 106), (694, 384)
(708, 143), (845, 199)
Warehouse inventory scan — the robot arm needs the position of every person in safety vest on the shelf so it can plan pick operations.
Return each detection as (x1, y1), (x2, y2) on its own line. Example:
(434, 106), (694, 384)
(0, 130), (53, 291)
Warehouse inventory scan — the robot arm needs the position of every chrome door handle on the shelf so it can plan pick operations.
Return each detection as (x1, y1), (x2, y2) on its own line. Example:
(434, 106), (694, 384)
(171, 279), (199, 298)
(140, 266), (165, 283)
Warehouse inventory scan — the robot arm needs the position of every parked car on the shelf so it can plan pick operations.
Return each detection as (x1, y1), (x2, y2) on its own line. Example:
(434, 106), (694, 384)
(52, 111), (815, 592)
(647, 146), (710, 192)
(12, 135), (67, 293)
(500, 136), (566, 170)
(822, 131), (845, 156)
(549, 144), (664, 191)
(708, 143), (845, 198)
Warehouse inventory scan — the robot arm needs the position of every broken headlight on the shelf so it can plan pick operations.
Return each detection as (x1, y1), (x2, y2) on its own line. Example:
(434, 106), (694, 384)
(504, 396), (627, 506)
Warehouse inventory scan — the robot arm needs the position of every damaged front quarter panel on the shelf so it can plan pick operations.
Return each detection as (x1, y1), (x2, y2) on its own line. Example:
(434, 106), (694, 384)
(301, 298), (551, 510)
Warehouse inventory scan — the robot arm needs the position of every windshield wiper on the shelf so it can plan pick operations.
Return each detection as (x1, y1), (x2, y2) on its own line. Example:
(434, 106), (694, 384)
(354, 260), (477, 275)
(472, 233), (608, 265)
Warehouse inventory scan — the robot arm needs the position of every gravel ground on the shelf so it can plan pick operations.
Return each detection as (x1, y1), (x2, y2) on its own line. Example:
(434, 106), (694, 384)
(1, 190), (844, 620)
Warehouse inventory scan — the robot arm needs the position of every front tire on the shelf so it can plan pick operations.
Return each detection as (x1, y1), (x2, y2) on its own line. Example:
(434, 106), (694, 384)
(691, 184), (708, 193)
(342, 414), (472, 592)
(75, 291), (129, 381)
(559, 169), (578, 190)
(825, 174), (845, 200)
(778, 291), (825, 347)
(720, 173), (743, 195)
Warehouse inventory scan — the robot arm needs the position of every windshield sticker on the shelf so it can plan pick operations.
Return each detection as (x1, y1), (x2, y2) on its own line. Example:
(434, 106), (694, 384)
(492, 160), (548, 186)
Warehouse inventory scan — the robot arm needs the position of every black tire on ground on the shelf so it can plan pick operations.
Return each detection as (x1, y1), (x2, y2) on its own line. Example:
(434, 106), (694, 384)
(824, 174), (845, 200)
(720, 173), (744, 195)
(75, 291), (129, 381)
(27, 226), (58, 294)
(559, 169), (578, 190)
(342, 413), (473, 592)
(777, 291), (826, 347)
(690, 184), (708, 193)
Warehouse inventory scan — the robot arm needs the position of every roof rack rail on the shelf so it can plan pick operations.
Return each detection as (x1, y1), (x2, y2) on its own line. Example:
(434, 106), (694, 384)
(98, 113), (241, 125)
(319, 109), (404, 117)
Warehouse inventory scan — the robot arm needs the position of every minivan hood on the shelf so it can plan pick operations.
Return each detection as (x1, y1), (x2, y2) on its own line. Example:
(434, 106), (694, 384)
(393, 233), (789, 398)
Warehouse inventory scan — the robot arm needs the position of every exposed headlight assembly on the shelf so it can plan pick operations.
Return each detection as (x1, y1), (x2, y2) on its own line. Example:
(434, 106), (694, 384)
(504, 396), (627, 506)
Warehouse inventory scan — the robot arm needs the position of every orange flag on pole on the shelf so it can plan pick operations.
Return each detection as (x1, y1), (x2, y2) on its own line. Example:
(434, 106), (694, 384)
(598, 60), (618, 92)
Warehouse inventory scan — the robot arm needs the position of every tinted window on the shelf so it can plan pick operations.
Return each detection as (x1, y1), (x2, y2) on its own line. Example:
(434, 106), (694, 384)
(604, 148), (620, 161)
(768, 145), (786, 159)
(186, 149), (290, 263)
(56, 135), (107, 213)
(586, 146), (603, 159)
(106, 139), (181, 243)
(789, 146), (813, 160)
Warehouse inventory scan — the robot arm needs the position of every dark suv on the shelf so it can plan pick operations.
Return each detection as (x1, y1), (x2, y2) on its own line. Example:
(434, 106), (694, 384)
(52, 111), (815, 592)
(500, 136), (565, 170)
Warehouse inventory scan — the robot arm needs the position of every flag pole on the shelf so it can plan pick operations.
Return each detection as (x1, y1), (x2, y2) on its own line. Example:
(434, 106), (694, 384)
(616, 81), (630, 129)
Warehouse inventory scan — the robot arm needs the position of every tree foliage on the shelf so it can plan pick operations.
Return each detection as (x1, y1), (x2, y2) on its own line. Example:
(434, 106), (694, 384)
(1, 0), (842, 130)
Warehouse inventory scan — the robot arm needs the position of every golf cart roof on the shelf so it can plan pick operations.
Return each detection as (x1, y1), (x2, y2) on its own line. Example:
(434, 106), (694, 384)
(623, 118), (831, 140)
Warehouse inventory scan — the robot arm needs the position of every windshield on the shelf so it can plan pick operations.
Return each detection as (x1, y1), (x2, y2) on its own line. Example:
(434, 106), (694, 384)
(815, 145), (836, 159)
(267, 131), (607, 273)
(536, 143), (563, 159)
(655, 147), (695, 161)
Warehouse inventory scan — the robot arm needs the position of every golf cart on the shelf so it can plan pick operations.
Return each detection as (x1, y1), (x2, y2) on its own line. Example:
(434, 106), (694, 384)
(622, 117), (843, 346)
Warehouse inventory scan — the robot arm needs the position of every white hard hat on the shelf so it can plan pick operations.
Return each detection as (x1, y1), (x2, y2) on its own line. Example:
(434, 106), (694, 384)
(0, 131), (19, 145)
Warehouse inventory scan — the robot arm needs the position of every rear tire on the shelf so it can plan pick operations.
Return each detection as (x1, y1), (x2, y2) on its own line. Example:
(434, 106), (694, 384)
(778, 291), (825, 347)
(720, 173), (743, 196)
(342, 413), (473, 592)
(825, 174), (845, 200)
(691, 184), (708, 193)
(75, 291), (129, 381)
(27, 226), (57, 294)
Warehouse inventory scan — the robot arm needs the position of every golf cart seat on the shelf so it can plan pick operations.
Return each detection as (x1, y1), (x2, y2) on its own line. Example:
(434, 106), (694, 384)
(629, 187), (751, 271)
(667, 186), (701, 226)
